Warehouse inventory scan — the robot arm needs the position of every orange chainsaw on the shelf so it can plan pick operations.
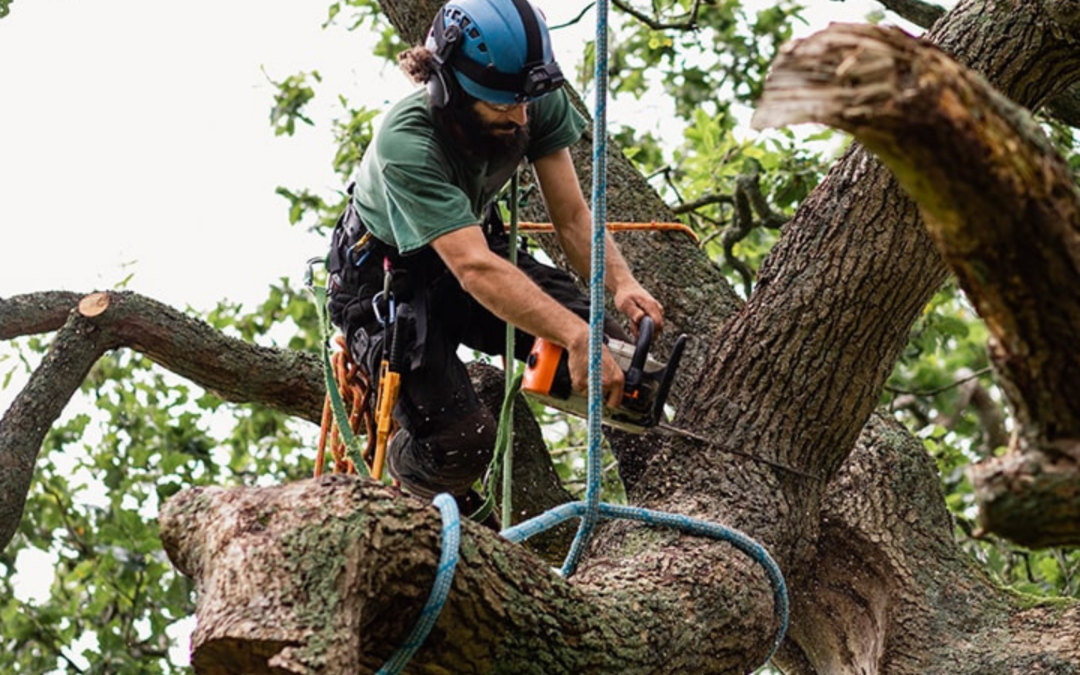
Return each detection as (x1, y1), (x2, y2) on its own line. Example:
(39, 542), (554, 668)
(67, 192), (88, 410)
(521, 316), (687, 433)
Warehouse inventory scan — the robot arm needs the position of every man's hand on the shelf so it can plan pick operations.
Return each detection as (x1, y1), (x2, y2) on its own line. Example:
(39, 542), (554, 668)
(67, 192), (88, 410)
(567, 330), (626, 409)
(614, 282), (665, 336)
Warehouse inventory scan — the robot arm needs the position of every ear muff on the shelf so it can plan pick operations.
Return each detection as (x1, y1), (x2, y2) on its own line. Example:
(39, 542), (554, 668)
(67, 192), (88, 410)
(427, 17), (462, 108)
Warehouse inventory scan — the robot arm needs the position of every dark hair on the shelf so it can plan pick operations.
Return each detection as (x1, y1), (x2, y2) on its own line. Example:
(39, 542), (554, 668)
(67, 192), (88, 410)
(398, 46), (437, 85)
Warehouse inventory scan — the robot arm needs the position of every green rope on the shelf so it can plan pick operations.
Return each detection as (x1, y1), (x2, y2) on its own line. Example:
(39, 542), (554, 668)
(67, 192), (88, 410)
(307, 265), (368, 472)
(502, 170), (521, 526)
(473, 370), (524, 523)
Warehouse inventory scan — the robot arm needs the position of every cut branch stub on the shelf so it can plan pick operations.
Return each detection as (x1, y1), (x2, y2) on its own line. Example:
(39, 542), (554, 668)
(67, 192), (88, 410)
(78, 292), (110, 317)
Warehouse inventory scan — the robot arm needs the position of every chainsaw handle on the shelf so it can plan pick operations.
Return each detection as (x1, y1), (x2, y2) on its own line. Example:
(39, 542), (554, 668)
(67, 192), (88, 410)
(626, 316), (654, 389)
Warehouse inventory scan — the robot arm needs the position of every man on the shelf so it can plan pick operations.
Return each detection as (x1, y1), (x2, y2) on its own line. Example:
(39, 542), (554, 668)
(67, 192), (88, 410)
(327, 0), (663, 512)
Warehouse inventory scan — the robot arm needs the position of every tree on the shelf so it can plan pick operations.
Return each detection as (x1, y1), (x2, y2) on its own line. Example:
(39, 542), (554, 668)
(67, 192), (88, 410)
(3, 0), (1080, 673)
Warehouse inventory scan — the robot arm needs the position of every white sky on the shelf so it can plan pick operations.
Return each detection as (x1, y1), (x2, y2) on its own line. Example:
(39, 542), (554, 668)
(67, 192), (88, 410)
(0, 0), (414, 313)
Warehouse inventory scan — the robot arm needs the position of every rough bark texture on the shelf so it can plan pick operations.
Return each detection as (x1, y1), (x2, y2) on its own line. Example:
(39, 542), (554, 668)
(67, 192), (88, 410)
(162, 477), (780, 675)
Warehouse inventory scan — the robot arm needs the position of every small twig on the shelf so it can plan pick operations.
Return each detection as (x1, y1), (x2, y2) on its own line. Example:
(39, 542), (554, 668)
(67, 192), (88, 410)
(612, 0), (705, 31)
(550, 3), (595, 31)
(885, 367), (993, 397)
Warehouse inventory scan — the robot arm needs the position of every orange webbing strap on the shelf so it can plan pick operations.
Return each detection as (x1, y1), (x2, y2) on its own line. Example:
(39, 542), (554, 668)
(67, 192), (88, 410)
(371, 360), (401, 480)
(315, 335), (377, 477)
(513, 221), (699, 243)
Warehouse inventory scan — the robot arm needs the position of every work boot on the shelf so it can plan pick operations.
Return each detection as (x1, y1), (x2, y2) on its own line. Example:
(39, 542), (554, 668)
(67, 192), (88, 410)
(387, 430), (500, 531)
(386, 429), (438, 500)
(386, 427), (493, 496)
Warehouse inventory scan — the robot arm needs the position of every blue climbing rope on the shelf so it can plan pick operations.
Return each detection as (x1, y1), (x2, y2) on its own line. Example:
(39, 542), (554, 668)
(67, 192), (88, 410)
(560, 0), (612, 580)
(504, 501), (789, 662)
(375, 493), (461, 675)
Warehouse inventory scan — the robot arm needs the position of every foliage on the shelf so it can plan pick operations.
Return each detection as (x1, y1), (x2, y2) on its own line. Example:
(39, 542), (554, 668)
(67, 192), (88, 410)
(268, 70), (322, 137)
(883, 283), (1080, 598)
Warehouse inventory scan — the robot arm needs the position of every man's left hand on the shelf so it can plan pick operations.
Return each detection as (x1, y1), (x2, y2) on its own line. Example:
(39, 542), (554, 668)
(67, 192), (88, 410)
(614, 283), (664, 336)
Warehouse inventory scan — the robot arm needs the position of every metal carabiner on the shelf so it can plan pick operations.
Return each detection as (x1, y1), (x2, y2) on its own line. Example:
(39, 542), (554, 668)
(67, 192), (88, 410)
(372, 290), (396, 327)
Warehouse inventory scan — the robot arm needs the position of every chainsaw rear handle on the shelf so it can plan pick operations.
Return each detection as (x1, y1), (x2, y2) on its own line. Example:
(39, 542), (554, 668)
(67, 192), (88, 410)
(625, 315), (654, 392)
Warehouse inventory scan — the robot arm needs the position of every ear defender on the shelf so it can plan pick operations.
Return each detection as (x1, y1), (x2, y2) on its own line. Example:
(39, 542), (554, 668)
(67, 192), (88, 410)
(427, 16), (462, 108)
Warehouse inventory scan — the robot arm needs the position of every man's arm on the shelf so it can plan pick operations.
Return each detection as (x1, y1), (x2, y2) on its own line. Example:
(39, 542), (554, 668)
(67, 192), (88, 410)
(532, 148), (664, 334)
(430, 225), (625, 406)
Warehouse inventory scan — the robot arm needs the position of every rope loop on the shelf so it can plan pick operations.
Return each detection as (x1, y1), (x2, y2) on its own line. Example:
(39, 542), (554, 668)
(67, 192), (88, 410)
(375, 493), (461, 675)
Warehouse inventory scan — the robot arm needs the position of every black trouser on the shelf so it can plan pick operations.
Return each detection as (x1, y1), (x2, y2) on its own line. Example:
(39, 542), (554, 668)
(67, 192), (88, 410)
(349, 232), (627, 499)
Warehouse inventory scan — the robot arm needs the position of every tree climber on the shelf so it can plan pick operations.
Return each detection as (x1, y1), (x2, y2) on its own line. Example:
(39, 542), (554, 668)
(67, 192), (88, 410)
(326, 0), (664, 516)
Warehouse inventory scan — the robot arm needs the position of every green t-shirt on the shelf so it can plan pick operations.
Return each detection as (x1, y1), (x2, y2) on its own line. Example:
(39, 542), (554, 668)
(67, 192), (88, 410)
(352, 88), (586, 254)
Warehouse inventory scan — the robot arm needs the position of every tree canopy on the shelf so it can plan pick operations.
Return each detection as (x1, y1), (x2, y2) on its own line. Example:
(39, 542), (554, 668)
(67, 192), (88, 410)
(2, 0), (1080, 673)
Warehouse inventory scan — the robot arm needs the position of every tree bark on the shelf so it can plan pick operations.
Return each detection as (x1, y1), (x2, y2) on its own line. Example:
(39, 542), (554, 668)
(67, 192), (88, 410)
(161, 476), (781, 675)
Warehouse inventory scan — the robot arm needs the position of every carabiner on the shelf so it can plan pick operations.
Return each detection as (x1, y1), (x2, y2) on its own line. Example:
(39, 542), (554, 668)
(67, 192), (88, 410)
(373, 290), (396, 327)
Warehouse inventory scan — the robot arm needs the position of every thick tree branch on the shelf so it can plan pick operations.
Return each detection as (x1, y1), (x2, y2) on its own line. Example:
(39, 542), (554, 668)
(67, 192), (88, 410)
(1, 296), (113, 556)
(752, 23), (1080, 546)
(0, 292), (573, 556)
(0, 291), (326, 553)
(160, 477), (782, 675)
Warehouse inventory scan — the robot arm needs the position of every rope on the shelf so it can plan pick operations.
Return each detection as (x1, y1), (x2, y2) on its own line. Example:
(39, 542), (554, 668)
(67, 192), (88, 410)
(375, 493), (461, 675)
(503, 170), (521, 527)
(529, 0), (786, 666)
(472, 370), (523, 524)
(308, 273), (374, 476)
(560, 0), (611, 580)
(501, 500), (789, 662)
(316, 337), (373, 476)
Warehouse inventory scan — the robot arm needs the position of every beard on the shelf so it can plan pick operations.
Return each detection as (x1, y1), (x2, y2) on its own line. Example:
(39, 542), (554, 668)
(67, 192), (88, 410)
(436, 95), (530, 164)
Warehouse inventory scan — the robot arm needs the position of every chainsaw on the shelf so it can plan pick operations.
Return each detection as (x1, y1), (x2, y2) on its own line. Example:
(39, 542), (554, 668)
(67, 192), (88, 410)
(521, 316), (687, 433)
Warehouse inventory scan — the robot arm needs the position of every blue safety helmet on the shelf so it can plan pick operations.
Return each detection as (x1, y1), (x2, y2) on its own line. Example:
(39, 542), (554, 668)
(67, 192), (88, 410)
(425, 0), (565, 107)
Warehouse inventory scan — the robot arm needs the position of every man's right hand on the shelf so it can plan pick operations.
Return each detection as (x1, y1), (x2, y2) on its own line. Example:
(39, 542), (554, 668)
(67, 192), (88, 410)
(567, 331), (625, 409)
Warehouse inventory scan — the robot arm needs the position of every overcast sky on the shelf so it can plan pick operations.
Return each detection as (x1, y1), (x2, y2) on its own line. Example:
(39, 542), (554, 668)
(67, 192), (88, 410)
(0, 0), (415, 312)
(0, 0), (912, 312)
(0, 0), (922, 314)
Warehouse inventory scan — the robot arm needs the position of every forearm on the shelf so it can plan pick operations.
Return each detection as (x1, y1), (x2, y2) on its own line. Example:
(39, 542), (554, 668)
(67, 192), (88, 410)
(458, 252), (589, 350)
